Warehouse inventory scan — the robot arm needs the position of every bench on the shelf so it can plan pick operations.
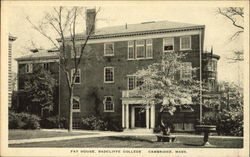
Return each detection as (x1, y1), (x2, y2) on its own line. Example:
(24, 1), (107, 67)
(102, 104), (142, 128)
(156, 135), (176, 142)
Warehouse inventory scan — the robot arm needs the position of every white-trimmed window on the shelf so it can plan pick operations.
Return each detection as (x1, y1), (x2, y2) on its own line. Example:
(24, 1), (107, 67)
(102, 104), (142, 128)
(128, 41), (135, 60)
(104, 43), (114, 56)
(163, 38), (174, 52)
(72, 96), (80, 112)
(180, 36), (191, 50)
(180, 62), (192, 80)
(26, 63), (33, 73)
(71, 45), (82, 58)
(104, 67), (114, 83)
(136, 40), (145, 59)
(71, 68), (81, 84)
(127, 75), (143, 90)
(146, 39), (153, 58)
(103, 96), (114, 112)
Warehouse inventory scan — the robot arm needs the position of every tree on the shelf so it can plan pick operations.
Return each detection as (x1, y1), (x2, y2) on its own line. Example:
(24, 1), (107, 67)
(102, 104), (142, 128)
(134, 52), (201, 135)
(26, 7), (99, 131)
(24, 67), (57, 117)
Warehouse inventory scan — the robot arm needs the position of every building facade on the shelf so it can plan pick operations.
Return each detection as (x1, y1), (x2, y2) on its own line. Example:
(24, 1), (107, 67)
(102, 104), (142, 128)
(16, 11), (220, 132)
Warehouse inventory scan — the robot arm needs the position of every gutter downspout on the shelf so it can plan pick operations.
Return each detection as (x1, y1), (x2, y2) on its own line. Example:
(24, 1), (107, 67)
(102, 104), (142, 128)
(199, 29), (203, 124)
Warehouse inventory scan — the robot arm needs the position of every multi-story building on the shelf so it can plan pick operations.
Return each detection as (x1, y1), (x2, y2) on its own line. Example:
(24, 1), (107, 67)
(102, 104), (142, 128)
(16, 9), (220, 132)
(15, 49), (59, 116)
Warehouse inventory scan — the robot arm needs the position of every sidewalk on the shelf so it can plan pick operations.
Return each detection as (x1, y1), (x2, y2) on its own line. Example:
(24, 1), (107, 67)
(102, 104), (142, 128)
(9, 129), (243, 145)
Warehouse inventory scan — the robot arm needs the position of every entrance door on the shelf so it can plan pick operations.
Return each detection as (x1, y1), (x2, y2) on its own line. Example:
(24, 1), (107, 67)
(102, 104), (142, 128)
(134, 107), (146, 128)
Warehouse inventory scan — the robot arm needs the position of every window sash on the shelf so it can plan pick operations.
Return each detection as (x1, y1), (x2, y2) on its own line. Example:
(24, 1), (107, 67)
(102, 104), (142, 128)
(163, 38), (174, 52)
(128, 76), (135, 90)
(128, 41), (135, 59)
(26, 64), (33, 73)
(104, 67), (114, 83)
(104, 96), (114, 112)
(180, 36), (191, 50)
(72, 97), (80, 112)
(180, 62), (192, 80)
(104, 43), (114, 56)
(136, 40), (145, 59)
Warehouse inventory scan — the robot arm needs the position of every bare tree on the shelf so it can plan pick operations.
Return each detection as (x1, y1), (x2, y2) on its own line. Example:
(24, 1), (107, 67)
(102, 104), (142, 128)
(217, 7), (244, 40)
(26, 7), (99, 131)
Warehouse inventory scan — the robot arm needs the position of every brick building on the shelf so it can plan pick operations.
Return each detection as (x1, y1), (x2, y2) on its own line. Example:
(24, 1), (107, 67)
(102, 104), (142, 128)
(16, 10), (220, 132)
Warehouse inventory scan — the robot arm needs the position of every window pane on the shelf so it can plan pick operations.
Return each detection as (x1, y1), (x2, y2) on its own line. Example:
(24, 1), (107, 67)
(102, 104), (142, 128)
(146, 45), (153, 58)
(163, 38), (174, 51)
(105, 43), (114, 55)
(105, 68), (114, 82)
(181, 36), (191, 49)
(73, 98), (80, 110)
(128, 47), (134, 59)
(136, 46), (145, 58)
(181, 62), (192, 80)
(105, 96), (114, 111)
(128, 77), (135, 90)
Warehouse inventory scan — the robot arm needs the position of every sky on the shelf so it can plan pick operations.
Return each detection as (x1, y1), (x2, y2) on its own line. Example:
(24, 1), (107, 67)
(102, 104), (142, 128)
(6, 2), (247, 85)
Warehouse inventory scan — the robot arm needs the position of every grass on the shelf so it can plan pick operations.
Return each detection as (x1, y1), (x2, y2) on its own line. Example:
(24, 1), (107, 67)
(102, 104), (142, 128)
(9, 135), (243, 148)
(9, 129), (95, 140)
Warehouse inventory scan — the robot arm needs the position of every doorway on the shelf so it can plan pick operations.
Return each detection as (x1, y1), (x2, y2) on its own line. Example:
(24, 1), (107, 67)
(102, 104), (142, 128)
(134, 107), (146, 128)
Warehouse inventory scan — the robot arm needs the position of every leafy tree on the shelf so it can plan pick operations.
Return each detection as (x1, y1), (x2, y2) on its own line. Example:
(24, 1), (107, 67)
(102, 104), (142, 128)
(24, 67), (57, 117)
(134, 52), (202, 135)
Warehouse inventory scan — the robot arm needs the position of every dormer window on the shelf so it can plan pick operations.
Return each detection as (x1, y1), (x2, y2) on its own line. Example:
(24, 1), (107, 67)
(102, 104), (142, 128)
(104, 43), (114, 56)
(163, 38), (174, 52)
(180, 36), (191, 50)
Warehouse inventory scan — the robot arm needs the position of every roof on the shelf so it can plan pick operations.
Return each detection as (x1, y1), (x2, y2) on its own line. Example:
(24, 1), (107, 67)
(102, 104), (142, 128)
(15, 49), (59, 61)
(203, 52), (220, 60)
(60, 20), (205, 41)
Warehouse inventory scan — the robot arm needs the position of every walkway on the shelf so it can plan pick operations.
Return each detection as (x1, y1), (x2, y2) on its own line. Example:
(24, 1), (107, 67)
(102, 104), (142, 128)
(9, 129), (243, 145)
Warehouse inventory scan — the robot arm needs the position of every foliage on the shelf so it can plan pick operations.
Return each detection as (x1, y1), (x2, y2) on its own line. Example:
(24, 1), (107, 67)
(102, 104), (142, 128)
(9, 111), (40, 129)
(24, 67), (57, 116)
(81, 116), (108, 130)
(40, 116), (68, 129)
(103, 116), (123, 132)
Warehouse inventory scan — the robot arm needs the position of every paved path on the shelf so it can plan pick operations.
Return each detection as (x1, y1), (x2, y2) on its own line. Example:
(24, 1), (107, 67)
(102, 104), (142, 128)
(9, 129), (243, 145)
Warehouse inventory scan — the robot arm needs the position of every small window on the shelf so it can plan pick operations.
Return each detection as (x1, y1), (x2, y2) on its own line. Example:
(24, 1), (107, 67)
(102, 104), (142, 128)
(128, 41), (135, 60)
(71, 45), (82, 58)
(146, 39), (153, 58)
(128, 76), (135, 90)
(180, 62), (192, 80)
(26, 64), (33, 73)
(104, 43), (114, 56)
(43, 63), (49, 70)
(72, 97), (80, 112)
(136, 40), (145, 59)
(104, 67), (114, 83)
(163, 38), (174, 52)
(103, 96), (114, 112)
(71, 69), (81, 84)
(180, 36), (191, 50)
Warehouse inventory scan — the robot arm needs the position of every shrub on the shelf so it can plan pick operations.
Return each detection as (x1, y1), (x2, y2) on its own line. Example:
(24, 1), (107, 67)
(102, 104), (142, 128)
(203, 109), (243, 136)
(81, 116), (108, 130)
(103, 117), (123, 132)
(40, 116), (67, 129)
(9, 111), (40, 129)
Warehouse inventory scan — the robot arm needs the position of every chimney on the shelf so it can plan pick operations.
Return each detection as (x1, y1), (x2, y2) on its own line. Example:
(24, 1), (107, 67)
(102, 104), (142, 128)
(86, 8), (96, 35)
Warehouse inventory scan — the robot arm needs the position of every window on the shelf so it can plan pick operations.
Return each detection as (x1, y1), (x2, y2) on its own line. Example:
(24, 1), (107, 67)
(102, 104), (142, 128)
(72, 96), (80, 112)
(136, 40), (145, 59)
(146, 39), (153, 58)
(127, 75), (143, 90)
(180, 36), (191, 50)
(104, 67), (114, 83)
(43, 63), (49, 70)
(180, 62), (192, 80)
(128, 41), (135, 60)
(104, 43), (114, 56)
(128, 76), (135, 90)
(103, 96), (114, 112)
(71, 69), (81, 84)
(71, 45), (82, 58)
(26, 63), (33, 73)
(163, 38), (174, 52)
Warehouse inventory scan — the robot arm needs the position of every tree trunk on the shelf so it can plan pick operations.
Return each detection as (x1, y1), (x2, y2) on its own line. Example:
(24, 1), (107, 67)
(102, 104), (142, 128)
(68, 88), (73, 132)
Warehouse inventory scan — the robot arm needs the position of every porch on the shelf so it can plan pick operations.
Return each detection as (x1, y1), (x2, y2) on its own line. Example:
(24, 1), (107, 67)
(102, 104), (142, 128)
(121, 90), (155, 131)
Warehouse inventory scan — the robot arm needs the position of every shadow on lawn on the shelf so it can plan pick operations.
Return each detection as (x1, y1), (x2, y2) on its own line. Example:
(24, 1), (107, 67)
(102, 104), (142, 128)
(107, 136), (154, 143)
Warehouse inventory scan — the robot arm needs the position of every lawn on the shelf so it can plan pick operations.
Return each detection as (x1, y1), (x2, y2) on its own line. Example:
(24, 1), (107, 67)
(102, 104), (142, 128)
(9, 129), (96, 140)
(9, 135), (243, 148)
